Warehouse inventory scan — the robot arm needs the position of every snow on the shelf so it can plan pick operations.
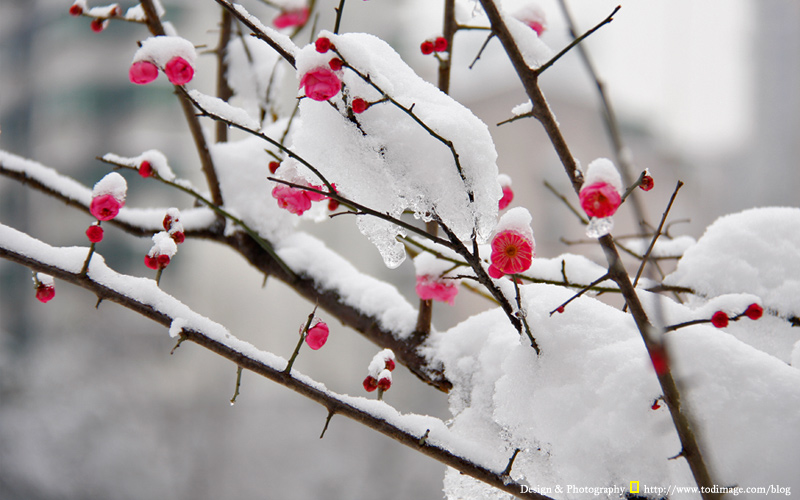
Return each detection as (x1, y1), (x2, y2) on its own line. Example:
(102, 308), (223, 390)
(1, 148), (214, 233)
(228, 2), (300, 60)
(502, 10), (553, 70)
(511, 100), (533, 116)
(582, 157), (622, 193)
(103, 151), (177, 182)
(288, 31), (501, 268)
(132, 36), (196, 68)
(430, 282), (800, 498)
(622, 234), (696, 259)
(276, 232), (418, 338)
(225, 36), (283, 121)
(665, 207), (800, 319)
(91, 172), (127, 202)
(188, 90), (260, 131)
(210, 134), (298, 240)
(494, 206), (534, 243)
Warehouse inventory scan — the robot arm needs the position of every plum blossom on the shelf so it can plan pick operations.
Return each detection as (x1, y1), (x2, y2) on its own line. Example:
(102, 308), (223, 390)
(145, 231), (177, 270)
(129, 61), (158, 85)
(640, 169), (654, 191)
(299, 67), (341, 101)
(711, 311), (729, 328)
(580, 158), (623, 219)
(85, 224), (104, 243)
(271, 181), (327, 216)
(351, 98), (369, 114)
(305, 321), (329, 350)
(90, 172), (126, 221)
(580, 182), (621, 219)
(33, 273), (55, 304)
(744, 303), (763, 320)
(164, 56), (194, 85)
(489, 230), (534, 277)
(415, 275), (458, 305)
(273, 7), (309, 29)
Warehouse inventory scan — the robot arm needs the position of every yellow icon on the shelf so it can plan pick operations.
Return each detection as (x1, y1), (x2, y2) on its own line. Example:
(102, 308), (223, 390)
(630, 481), (640, 494)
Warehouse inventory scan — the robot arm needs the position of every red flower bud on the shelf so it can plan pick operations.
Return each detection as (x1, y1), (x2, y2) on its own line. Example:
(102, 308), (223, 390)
(69, 4), (83, 16)
(384, 358), (395, 371)
(351, 98), (368, 114)
(711, 311), (729, 328)
(315, 37), (332, 53)
(139, 160), (153, 178)
(651, 400), (661, 410)
(420, 40), (434, 55)
(434, 37), (448, 52)
(269, 161), (281, 174)
(744, 303), (763, 320)
(640, 173), (654, 191)
(363, 375), (378, 392)
(377, 375), (392, 391)
(90, 18), (107, 33)
(328, 58), (343, 71)
(86, 225), (104, 243)
(144, 255), (159, 270)
(35, 284), (56, 303)
(170, 231), (185, 244)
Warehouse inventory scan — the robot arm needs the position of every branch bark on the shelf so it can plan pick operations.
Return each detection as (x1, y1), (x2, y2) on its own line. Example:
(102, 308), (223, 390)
(0, 223), (549, 500)
(476, 1), (720, 497)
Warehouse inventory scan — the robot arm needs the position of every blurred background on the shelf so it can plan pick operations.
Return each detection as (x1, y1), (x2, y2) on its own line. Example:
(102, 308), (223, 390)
(0, 0), (797, 498)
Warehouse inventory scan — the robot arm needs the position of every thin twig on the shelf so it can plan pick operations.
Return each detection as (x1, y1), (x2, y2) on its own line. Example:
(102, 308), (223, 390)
(631, 181), (684, 290)
(536, 6), (620, 76)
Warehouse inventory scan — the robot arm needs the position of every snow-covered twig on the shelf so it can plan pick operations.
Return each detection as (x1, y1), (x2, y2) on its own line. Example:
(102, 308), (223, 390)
(477, 0), (721, 497)
(0, 222), (552, 500)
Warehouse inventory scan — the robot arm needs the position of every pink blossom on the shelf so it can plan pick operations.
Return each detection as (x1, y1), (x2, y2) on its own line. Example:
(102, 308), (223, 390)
(489, 230), (534, 276)
(711, 311), (729, 328)
(139, 160), (154, 177)
(744, 303), (763, 320)
(272, 184), (312, 215)
(86, 224), (104, 243)
(352, 98), (368, 114)
(299, 67), (341, 101)
(164, 56), (194, 85)
(499, 185), (514, 210)
(90, 194), (124, 221)
(363, 375), (378, 392)
(415, 275), (458, 305)
(305, 321), (329, 350)
(129, 61), (159, 85)
(273, 7), (310, 29)
(579, 181), (621, 219)
(36, 283), (55, 303)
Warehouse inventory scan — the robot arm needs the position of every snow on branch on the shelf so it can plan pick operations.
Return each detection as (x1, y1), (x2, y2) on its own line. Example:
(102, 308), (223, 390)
(0, 221), (553, 500)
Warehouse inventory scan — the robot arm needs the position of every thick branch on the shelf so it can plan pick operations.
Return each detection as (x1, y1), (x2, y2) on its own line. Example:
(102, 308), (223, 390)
(0, 226), (549, 500)
(477, 1), (720, 497)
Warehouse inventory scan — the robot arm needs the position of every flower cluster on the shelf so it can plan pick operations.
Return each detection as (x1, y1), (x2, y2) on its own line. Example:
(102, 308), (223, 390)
(144, 209), (185, 273)
(420, 37), (448, 55)
(363, 349), (395, 396)
(128, 36), (196, 86)
(33, 273), (55, 304)
(69, 1), (121, 33)
(710, 303), (764, 328)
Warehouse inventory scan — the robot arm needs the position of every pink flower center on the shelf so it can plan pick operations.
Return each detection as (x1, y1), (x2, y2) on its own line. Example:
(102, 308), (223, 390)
(490, 230), (534, 276)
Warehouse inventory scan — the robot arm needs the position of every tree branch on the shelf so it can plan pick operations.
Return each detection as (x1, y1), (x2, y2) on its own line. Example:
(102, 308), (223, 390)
(0, 223), (551, 500)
